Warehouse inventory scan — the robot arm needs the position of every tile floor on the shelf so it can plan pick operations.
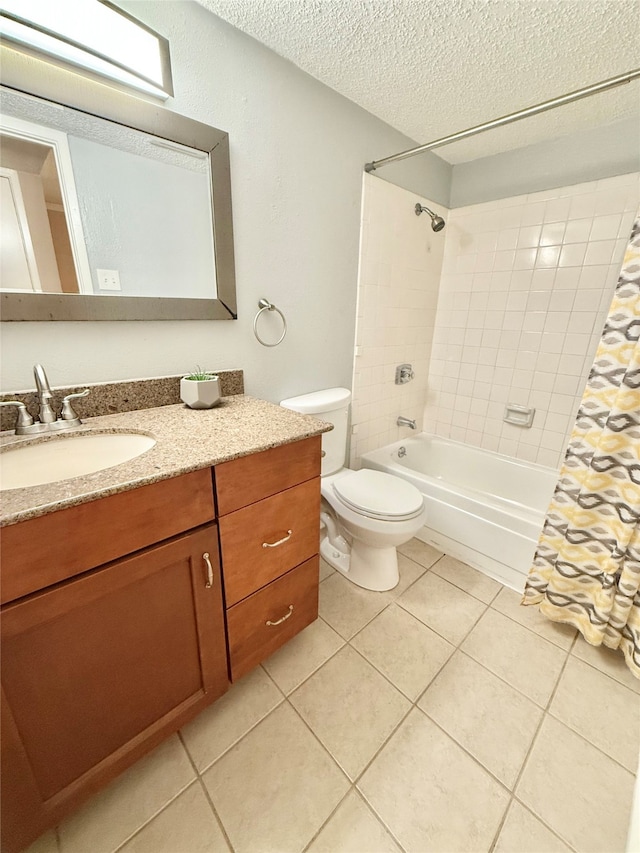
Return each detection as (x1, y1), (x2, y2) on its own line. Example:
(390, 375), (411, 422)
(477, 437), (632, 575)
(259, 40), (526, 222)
(30, 541), (639, 853)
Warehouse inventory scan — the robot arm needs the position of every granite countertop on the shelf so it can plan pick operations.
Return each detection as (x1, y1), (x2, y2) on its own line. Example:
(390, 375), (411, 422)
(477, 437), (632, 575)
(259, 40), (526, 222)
(0, 395), (332, 526)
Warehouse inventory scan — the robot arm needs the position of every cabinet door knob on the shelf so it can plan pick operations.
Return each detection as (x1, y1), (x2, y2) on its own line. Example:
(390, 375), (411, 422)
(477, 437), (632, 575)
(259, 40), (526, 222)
(262, 530), (292, 549)
(203, 552), (214, 588)
(266, 605), (294, 627)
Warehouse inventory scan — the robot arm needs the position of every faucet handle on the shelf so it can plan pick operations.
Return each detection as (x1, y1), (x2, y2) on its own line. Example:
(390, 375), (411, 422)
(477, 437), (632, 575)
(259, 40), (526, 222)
(0, 400), (35, 431)
(61, 389), (90, 421)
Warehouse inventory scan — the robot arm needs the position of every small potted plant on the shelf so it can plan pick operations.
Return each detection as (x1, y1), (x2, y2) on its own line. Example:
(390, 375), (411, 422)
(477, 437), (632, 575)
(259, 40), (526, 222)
(180, 367), (221, 410)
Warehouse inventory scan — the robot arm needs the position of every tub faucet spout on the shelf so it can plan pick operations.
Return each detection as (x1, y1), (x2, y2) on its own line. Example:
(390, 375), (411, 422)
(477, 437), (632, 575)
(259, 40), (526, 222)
(397, 416), (416, 429)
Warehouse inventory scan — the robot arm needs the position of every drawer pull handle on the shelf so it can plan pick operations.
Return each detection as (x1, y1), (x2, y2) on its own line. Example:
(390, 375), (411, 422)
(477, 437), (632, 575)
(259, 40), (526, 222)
(266, 605), (294, 626)
(203, 552), (214, 588)
(262, 530), (292, 549)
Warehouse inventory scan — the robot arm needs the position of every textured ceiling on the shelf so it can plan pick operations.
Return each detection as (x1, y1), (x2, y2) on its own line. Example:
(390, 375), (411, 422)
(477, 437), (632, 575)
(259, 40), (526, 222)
(195, 0), (640, 164)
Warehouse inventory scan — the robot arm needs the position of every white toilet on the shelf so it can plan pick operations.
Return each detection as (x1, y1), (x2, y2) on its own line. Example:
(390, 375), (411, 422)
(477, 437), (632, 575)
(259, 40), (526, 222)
(280, 387), (427, 591)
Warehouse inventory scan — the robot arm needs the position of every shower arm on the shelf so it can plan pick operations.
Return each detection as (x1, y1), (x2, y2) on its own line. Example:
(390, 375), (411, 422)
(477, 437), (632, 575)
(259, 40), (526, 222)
(365, 68), (640, 172)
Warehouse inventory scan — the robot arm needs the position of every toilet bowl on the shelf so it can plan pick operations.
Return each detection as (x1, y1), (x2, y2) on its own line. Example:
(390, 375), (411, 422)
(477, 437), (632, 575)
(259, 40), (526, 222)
(280, 388), (426, 591)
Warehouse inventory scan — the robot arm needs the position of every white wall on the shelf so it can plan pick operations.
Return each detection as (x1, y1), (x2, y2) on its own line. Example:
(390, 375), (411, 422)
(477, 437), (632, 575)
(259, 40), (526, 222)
(0, 0), (451, 397)
(426, 172), (639, 468)
(350, 175), (445, 466)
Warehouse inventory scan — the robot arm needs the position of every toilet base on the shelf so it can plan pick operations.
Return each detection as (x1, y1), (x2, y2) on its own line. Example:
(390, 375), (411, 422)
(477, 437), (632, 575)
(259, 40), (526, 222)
(320, 532), (399, 592)
(320, 535), (351, 576)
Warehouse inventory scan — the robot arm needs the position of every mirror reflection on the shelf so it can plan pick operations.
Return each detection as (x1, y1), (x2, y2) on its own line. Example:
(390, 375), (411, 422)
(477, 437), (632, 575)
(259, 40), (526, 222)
(1, 89), (216, 300)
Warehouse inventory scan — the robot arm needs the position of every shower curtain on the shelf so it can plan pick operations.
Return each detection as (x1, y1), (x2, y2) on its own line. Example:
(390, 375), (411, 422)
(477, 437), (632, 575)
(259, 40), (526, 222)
(523, 211), (640, 679)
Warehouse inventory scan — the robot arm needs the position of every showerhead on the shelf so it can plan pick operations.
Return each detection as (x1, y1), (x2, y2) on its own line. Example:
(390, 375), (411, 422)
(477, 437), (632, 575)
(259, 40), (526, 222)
(415, 202), (445, 232)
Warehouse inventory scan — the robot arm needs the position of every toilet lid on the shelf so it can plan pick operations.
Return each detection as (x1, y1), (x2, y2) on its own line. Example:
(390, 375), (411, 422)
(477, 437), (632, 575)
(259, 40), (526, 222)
(333, 469), (423, 520)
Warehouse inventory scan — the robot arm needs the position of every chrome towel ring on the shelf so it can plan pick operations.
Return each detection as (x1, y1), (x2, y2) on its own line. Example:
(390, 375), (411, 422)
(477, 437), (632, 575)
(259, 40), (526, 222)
(253, 298), (287, 347)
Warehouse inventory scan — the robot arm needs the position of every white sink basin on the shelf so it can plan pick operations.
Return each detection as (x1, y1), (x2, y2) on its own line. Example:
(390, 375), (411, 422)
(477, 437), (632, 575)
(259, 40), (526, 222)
(0, 433), (156, 490)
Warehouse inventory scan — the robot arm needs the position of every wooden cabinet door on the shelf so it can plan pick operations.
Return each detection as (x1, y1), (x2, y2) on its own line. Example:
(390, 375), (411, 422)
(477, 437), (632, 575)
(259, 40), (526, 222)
(1, 524), (228, 853)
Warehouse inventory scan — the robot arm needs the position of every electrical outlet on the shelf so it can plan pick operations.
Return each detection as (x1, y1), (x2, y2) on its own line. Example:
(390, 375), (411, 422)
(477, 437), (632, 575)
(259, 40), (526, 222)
(97, 268), (121, 291)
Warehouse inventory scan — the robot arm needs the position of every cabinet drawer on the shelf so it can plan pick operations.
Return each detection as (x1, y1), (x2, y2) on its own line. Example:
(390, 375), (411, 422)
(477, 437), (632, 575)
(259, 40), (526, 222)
(219, 478), (320, 606)
(215, 436), (321, 515)
(226, 556), (319, 681)
(1, 469), (215, 604)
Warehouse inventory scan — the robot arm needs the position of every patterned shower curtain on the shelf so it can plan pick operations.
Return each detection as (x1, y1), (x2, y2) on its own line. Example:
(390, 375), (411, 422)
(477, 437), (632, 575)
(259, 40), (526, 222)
(523, 211), (640, 679)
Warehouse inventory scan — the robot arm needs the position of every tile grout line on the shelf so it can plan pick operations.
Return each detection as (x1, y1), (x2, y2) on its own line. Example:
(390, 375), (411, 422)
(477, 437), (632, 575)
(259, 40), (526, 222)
(516, 626), (638, 776)
(451, 645), (558, 712)
(287, 662), (415, 789)
(569, 642), (640, 696)
(176, 730), (236, 853)
(498, 640), (578, 852)
(194, 777), (236, 853)
(394, 576), (491, 654)
(189, 692), (287, 776)
(348, 618), (455, 704)
(183, 667), (289, 778)
(282, 696), (370, 849)
(487, 797), (513, 853)
(488, 592), (579, 652)
(262, 615), (348, 698)
(546, 700), (638, 776)
(511, 795), (580, 853)
(299, 786), (355, 853)
(105, 732), (237, 853)
(319, 552), (434, 645)
(394, 561), (574, 851)
(109, 776), (200, 853)
(299, 784), (409, 853)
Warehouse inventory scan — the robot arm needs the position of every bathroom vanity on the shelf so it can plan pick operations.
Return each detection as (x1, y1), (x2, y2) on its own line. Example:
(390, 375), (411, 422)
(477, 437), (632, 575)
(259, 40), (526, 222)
(0, 394), (328, 852)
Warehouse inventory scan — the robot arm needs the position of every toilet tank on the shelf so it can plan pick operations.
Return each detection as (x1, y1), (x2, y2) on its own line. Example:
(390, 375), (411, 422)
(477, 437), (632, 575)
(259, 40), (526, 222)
(280, 387), (351, 476)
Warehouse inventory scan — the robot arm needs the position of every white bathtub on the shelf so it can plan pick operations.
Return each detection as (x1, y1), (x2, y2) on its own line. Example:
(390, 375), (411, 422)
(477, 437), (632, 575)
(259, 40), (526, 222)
(361, 434), (559, 591)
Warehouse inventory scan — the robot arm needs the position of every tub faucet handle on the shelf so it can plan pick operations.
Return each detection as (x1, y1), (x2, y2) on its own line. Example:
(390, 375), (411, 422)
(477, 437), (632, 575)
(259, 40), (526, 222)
(395, 364), (414, 385)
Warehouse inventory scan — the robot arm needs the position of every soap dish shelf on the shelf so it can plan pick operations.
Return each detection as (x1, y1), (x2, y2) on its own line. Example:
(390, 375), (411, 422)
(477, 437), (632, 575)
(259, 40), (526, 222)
(503, 403), (535, 428)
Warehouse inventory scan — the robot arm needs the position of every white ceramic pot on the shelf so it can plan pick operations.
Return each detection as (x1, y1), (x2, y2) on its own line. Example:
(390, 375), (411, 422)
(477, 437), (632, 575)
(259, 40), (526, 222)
(180, 375), (221, 409)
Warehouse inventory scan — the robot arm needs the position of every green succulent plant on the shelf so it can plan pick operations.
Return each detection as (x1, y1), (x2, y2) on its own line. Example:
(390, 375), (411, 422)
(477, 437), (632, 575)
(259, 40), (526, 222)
(184, 366), (217, 381)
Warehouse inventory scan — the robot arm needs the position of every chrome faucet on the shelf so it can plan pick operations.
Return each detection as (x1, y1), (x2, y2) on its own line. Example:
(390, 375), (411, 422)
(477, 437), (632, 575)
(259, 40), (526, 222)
(0, 364), (90, 435)
(397, 416), (417, 429)
(34, 364), (56, 423)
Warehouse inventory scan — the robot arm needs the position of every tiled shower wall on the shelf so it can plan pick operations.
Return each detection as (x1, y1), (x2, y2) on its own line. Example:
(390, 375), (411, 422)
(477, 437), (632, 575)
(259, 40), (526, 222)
(426, 173), (639, 469)
(350, 175), (445, 466)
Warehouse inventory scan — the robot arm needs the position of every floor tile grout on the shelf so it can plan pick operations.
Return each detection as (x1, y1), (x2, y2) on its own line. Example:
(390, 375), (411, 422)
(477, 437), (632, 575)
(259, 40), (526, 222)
(487, 594), (578, 651)
(503, 641), (574, 848)
(487, 796), (513, 853)
(568, 641), (640, 695)
(108, 775), (197, 853)
(183, 686), (287, 777)
(416, 705), (517, 798)
(510, 795), (581, 853)
(545, 706), (638, 776)
(194, 775), (236, 853)
(352, 788), (410, 853)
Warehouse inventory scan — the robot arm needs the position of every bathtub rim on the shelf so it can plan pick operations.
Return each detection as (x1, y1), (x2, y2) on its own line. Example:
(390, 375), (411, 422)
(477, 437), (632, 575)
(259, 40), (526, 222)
(360, 432), (560, 483)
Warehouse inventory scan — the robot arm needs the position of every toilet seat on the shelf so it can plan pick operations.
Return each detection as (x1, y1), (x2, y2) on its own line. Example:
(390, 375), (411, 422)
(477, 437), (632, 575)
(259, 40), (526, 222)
(332, 469), (424, 521)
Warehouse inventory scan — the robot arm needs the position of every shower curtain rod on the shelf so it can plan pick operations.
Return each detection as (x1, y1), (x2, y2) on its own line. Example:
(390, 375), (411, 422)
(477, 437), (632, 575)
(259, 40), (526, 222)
(364, 68), (640, 173)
